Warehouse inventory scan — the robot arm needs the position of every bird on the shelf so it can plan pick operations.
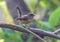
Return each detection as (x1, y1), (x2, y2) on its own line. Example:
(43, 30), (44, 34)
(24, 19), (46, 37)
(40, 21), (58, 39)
(16, 6), (35, 24)
(16, 13), (35, 24)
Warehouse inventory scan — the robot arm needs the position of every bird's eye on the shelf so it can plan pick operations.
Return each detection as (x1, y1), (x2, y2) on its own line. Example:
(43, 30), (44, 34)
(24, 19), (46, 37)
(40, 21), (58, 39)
(29, 14), (34, 16)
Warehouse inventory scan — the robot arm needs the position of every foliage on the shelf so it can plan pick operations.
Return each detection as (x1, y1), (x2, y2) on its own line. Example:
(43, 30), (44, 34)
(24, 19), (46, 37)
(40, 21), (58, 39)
(49, 7), (60, 27)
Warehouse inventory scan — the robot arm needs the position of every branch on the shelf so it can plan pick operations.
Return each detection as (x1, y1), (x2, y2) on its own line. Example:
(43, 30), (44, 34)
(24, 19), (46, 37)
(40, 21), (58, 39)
(0, 22), (46, 42)
(0, 22), (60, 40)
(53, 29), (60, 34)
(24, 27), (47, 42)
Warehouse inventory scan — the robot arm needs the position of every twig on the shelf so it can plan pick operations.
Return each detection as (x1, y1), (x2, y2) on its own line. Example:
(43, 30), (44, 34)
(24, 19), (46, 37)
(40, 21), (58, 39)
(0, 22), (60, 40)
(53, 29), (60, 34)
(23, 27), (47, 42)
(29, 28), (60, 39)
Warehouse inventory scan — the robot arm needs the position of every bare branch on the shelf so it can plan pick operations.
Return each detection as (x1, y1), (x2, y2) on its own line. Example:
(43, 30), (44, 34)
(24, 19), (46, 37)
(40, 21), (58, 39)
(0, 22), (46, 42)
(53, 29), (60, 34)
(29, 28), (60, 39)
(23, 27), (47, 42)
(0, 22), (60, 40)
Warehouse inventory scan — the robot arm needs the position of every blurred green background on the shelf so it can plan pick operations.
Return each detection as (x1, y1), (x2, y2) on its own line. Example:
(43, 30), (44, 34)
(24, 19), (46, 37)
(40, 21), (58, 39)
(0, 0), (60, 42)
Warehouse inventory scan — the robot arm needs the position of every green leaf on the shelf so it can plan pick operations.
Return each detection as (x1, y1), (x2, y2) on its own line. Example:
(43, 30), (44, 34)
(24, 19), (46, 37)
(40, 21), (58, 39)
(49, 7), (60, 27)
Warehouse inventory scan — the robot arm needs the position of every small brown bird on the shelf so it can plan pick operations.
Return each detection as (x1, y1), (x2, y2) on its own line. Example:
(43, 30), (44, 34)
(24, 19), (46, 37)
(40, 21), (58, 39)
(16, 6), (35, 24)
(17, 13), (34, 24)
